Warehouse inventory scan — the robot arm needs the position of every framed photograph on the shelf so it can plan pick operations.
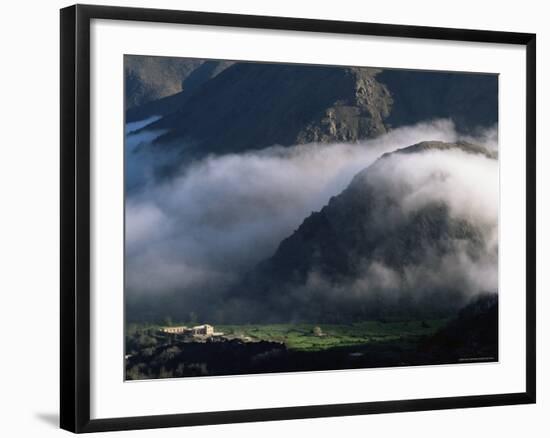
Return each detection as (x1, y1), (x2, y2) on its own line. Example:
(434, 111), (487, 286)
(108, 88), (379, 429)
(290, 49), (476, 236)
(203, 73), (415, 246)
(60, 4), (536, 433)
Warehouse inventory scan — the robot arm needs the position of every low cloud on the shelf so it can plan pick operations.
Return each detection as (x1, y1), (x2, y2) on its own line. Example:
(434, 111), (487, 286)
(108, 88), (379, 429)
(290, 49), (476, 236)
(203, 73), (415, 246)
(125, 119), (498, 322)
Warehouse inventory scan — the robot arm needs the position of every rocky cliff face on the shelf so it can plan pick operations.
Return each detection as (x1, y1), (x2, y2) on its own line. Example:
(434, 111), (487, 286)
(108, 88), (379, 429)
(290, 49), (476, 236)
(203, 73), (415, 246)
(295, 68), (392, 143)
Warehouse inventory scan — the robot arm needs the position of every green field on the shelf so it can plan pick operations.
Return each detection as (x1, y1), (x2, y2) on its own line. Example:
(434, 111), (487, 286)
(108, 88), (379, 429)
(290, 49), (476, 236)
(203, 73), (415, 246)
(215, 320), (448, 352)
(126, 319), (449, 353)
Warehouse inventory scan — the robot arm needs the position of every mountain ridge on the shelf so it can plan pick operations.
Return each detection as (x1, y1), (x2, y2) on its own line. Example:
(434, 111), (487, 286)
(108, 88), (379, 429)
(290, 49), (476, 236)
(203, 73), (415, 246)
(146, 63), (392, 152)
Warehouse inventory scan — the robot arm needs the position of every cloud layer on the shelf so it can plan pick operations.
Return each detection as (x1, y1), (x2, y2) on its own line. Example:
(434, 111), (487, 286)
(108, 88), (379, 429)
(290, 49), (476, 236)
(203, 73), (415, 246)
(125, 119), (498, 322)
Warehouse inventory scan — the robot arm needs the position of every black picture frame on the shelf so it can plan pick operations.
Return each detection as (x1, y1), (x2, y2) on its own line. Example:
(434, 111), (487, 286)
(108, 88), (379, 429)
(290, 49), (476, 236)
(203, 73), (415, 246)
(60, 4), (536, 433)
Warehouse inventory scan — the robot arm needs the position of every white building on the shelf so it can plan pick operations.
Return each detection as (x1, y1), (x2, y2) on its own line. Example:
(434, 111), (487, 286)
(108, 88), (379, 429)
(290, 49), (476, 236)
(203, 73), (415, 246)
(161, 326), (188, 334)
(191, 324), (214, 335)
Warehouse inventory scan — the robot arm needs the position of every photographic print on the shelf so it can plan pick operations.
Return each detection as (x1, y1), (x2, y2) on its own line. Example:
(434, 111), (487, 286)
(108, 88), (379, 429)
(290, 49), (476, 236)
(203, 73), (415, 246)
(124, 55), (499, 381)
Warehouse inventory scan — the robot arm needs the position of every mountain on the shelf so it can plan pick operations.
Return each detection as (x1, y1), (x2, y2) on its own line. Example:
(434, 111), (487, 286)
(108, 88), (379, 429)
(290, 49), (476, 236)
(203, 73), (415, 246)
(143, 63), (392, 156)
(124, 55), (206, 109)
(129, 64), (499, 148)
(127, 62), (497, 179)
(126, 60), (235, 122)
(218, 141), (497, 323)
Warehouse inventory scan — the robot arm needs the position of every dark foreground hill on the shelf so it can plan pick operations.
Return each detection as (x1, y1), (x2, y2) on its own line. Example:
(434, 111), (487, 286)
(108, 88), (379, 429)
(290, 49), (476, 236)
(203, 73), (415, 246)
(420, 292), (498, 361)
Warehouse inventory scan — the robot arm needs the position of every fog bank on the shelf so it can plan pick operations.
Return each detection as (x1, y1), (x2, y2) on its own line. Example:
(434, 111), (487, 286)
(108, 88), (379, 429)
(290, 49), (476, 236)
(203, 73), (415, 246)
(125, 119), (498, 322)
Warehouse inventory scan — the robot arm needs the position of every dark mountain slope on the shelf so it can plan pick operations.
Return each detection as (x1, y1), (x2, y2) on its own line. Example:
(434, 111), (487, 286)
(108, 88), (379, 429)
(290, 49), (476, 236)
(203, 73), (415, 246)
(377, 70), (498, 133)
